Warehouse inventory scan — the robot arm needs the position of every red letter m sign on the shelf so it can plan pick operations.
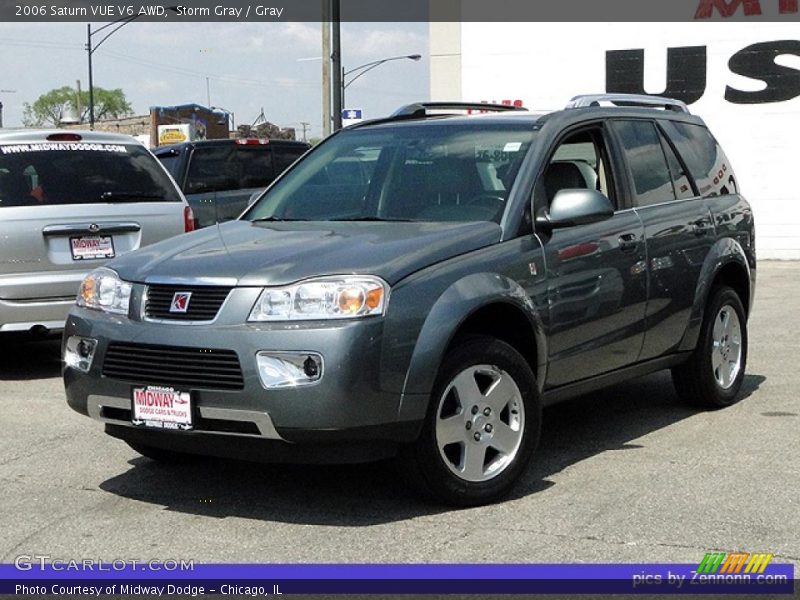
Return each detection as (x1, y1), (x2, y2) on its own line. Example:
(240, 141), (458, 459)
(695, 0), (798, 17)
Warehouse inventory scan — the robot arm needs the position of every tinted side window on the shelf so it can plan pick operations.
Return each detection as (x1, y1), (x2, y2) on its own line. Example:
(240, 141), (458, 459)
(664, 122), (737, 197)
(658, 129), (695, 200)
(155, 151), (181, 179)
(611, 120), (675, 208)
(185, 146), (277, 193)
(238, 148), (275, 189)
(186, 146), (239, 193)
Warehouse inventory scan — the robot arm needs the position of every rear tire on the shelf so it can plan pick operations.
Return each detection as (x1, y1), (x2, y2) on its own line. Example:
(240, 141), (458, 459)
(398, 335), (541, 506)
(125, 441), (199, 463)
(672, 286), (747, 409)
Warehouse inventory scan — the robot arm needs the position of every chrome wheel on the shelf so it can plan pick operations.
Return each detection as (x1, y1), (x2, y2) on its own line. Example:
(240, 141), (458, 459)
(711, 304), (743, 390)
(435, 364), (525, 483)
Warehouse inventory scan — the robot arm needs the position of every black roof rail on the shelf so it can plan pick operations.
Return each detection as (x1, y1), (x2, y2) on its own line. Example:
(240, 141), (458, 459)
(566, 94), (690, 114)
(391, 102), (528, 119)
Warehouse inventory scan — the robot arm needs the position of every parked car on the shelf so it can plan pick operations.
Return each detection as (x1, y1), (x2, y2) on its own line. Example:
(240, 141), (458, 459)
(0, 130), (194, 335)
(64, 95), (755, 505)
(154, 138), (310, 228)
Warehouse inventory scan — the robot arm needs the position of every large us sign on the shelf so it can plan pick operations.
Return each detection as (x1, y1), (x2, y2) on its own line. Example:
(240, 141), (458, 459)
(607, 41), (800, 104)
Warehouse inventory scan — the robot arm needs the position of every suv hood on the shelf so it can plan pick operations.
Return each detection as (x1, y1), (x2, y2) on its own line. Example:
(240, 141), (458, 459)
(109, 220), (502, 286)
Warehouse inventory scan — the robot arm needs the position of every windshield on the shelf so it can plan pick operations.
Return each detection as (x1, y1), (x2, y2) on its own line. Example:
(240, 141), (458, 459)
(244, 123), (535, 223)
(0, 142), (182, 207)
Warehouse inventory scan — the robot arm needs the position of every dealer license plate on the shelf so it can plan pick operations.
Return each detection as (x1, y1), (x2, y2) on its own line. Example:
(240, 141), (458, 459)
(131, 386), (193, 431)
(70, 235), (115, 260)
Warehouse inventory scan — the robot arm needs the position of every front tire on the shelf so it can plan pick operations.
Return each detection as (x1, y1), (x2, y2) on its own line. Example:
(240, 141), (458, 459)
(399, 336), (541, 506)
(672, 286), (748, 408)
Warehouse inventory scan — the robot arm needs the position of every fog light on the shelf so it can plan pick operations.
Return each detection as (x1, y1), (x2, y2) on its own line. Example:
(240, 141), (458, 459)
(64, 336), (97, 373)
(256, 352), (323, 389)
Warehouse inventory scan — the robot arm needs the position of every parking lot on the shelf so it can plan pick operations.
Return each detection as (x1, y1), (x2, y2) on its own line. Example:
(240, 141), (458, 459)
(1, 261), (797, 566)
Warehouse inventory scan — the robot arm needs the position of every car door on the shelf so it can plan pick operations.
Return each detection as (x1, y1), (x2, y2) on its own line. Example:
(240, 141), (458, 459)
(608, 119), (715, 361)
(535, 124), (648, 388)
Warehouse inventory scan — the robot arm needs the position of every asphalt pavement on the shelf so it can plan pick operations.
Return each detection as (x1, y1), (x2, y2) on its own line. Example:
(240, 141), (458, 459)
(0, 261), (797, 567)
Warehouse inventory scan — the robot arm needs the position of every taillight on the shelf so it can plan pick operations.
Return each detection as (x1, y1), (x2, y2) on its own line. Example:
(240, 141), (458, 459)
(184, 206), (196, 232)
(47, 133), (82, 141)
(235, 138), (269, 145)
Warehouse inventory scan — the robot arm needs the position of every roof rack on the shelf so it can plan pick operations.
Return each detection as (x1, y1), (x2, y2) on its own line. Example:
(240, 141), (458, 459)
(566, 94), (690, 114)
(391, 102), (528, 119)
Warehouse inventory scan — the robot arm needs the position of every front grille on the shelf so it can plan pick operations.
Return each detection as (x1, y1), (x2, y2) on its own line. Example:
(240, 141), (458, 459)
(102, 342), (245, 390)
(144, 284), (232, 321)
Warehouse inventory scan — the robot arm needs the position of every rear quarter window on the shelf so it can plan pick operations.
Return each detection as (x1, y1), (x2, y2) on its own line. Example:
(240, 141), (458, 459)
(0, 142), (182, 207)
(663, 121), (738, 197)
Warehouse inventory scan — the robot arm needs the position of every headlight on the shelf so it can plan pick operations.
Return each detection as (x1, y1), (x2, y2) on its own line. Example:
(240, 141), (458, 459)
(76, 268), (132, 315)
(249, 276), (389, 321)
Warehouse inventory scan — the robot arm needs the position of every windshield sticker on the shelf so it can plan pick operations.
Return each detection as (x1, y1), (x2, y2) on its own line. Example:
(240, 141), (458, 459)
(503, 142), (523, 152)
(0, 143), (129, 154)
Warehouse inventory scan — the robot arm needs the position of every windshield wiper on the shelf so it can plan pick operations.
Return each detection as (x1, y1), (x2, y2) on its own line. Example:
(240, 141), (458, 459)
(100, 191), (166, 201)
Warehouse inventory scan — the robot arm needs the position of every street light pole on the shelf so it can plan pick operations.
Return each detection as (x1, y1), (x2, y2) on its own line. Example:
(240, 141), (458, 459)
(85, 14), (141, 129)
(339, 54), (422, 122)
(87, 24), (94, 128)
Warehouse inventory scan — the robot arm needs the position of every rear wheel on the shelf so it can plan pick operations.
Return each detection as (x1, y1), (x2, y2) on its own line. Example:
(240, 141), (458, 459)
(399, 336), (541, 506)
(125, 441), (199, 463)
(672, 286), (747, 408)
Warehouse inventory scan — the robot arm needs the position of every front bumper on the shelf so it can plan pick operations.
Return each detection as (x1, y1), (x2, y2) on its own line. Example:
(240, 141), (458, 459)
(63, 305), (424, 458)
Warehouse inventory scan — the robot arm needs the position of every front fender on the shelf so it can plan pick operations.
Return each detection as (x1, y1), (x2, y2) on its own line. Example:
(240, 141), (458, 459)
(396, 273), (547, 422)
(678, 236), (752, 352)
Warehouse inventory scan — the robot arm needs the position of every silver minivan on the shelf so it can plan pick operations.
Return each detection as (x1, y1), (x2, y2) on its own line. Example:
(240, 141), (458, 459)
(0, 129), (194, 334)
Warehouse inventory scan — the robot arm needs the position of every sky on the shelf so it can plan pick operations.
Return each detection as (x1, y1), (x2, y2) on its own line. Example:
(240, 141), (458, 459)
(0, 21), (429, 139)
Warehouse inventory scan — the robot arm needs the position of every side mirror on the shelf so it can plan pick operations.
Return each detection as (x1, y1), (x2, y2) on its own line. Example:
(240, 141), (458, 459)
(536, 188), (614, 230)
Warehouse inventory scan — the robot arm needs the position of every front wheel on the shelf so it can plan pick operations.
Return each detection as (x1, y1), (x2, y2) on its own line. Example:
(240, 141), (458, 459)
(399, 336), (541, 506)
(672, 286), (748, 408)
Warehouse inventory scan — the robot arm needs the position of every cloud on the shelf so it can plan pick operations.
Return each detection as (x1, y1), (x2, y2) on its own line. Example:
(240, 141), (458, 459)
(342, 24), (426, 61)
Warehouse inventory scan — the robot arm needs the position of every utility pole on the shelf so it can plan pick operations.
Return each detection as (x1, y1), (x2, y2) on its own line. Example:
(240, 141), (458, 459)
(206, 77), (211, 107)
(300, 122), (310, 142)
(331, 0), (342, 131)
(321, 0), (331, 137)
(76, 80), (82, 123)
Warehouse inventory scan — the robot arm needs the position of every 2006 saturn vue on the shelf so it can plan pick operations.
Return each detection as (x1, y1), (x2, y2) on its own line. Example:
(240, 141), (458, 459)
(64, 95), (755, 505)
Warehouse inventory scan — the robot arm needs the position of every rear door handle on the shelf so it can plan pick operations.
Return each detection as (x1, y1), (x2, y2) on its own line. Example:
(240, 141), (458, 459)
(618, 233), (639, 252)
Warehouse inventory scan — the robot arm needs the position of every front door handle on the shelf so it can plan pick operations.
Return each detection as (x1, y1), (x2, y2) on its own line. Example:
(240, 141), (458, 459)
(618, 232), (639, 253)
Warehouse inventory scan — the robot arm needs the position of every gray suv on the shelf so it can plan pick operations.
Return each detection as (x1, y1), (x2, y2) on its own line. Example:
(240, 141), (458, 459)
(64, 95), (755, 506)
(0, 130), (193, 334)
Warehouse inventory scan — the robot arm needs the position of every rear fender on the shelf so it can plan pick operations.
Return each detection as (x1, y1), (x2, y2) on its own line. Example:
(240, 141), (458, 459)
(678, 237), (752, 352)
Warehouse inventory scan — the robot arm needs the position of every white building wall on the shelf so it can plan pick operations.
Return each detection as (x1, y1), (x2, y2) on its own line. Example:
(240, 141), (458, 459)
(431, 22), (800, 259)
